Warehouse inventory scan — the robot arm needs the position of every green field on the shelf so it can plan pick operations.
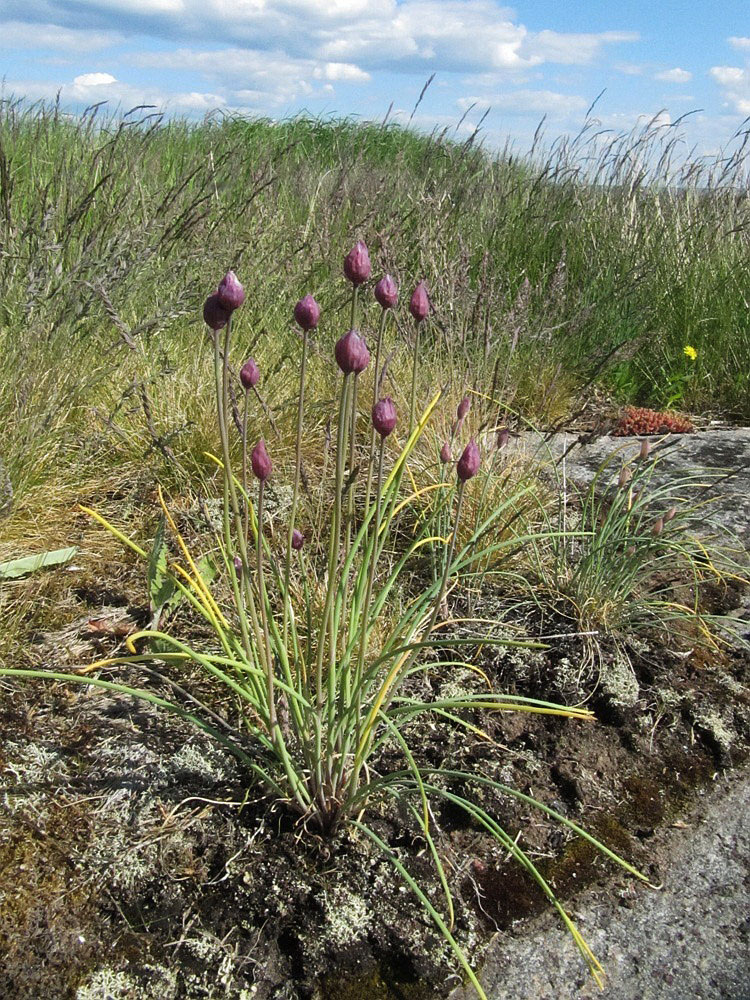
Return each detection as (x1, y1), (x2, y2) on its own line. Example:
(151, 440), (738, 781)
(3, 99), (750, 510)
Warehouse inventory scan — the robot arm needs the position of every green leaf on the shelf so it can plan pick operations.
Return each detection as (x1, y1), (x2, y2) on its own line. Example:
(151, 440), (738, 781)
(0, 547), (78, 579)
(147, 515), (175, 613)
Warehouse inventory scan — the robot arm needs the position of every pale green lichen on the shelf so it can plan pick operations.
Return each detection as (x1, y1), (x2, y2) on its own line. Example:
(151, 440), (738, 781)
(76, 964), (178, 1000)
(322, 887), (372, 949)
(600, 648), (639, 708)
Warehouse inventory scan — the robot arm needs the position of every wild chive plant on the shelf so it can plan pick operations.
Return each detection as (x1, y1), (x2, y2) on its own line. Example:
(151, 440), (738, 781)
(1, 250), (654, 997)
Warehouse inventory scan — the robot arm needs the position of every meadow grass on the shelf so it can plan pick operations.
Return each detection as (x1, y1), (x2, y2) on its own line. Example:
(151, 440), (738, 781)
(2, 95), (749, 660)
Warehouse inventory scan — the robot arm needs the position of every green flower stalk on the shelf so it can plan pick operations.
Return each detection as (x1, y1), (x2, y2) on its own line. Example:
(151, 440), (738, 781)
(408, 281), (429, 435)
(284, 295), (321, 645)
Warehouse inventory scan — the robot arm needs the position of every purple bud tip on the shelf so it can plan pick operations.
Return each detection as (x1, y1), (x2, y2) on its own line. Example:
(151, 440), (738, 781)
(652, 517), (664, 537)
(233, 555), (243, 577)
(440, 441), (452, 464)
(216, 270), (245, 311)
(240, 358), (260, 390)
(496, 427), (510, 449)
(203, 293), (231, 331)
(374, 274), (398, 310)
(457, 438), (480, 482)
(372, 397), (397, 438)
(291, 528), (304, 551)
(618, 466), (633, 488)
(664, 506), (677, 522)
(294, 294), (321, 332)
(456, 396), (471, 420)
(409, 281), (430, 323)
(335, 329), (370, 375)
(343, 240), (371, 286)
(639, 439), (651, 461)
(251, 439), (272, 482)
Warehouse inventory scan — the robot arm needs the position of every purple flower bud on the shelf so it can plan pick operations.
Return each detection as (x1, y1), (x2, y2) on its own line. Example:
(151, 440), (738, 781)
(233, 555), (243, 577)
(618, 466), (633, 489)
(335, 329), (370, 375)
(374, 274), (398, 310)
(456, 396), (471, 421)
(372, 397), (397, 438)
(294, 294), (321, 332)
(291, 528), (304, 551)
(203, 293), (231, 331)
(240, 358), (260, 390)
(343, 241), (371, 286)
(440, 441), (452, 464)
(251, 439), (272, 482)
(457, 439), (480, 482)
(664, 506), (677, 522)
(409, 281), (430, 323)
(496, 427), (510, 449)
(639, 439), (651, 461)
(216, 270), (245, 311)
(652, 517), (664, 537)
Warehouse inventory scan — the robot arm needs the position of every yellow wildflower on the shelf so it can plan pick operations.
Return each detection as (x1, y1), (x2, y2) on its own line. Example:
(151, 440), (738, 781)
(683, 345), (697, 361)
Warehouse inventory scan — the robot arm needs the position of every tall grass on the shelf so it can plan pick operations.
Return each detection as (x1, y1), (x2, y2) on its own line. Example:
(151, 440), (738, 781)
(1, 96), (749, 653)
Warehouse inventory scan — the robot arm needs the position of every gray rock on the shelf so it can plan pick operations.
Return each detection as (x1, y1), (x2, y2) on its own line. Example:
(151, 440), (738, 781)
(516, 427), (750, 545)
(450, 770), (750, 1000)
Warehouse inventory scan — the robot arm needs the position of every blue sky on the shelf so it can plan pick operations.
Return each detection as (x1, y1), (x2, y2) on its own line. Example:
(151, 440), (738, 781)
(2, 1), (749, 155)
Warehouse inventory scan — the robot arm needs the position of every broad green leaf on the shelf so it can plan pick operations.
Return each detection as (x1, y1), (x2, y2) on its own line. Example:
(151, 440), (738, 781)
(0, 547), (78, 579)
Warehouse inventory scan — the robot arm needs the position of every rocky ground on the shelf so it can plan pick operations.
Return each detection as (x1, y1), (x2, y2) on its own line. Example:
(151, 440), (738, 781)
(1, 428), (749, 999)
(448, 427), (750, 1000)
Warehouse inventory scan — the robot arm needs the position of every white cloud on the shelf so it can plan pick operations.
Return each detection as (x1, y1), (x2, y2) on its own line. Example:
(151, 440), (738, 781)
(459, 89), (587, 116)
(4, 74), (223, 113)
(134, 46), (363, 105)
(523, 29), (639, 66)
(728, 36), (750, 51)
(710, 65), (750, 114)
(73, 72), (117, 87)
(315, 62), (371, 83)
(655, 67), (692, 84)
(0, 20), (121, 51)
(3, 1), (638, 76)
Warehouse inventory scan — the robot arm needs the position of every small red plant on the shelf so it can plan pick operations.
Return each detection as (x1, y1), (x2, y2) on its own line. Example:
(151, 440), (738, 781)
(614, 406), (694, 436)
